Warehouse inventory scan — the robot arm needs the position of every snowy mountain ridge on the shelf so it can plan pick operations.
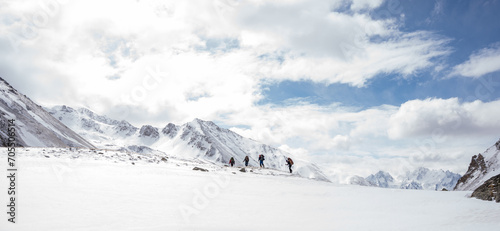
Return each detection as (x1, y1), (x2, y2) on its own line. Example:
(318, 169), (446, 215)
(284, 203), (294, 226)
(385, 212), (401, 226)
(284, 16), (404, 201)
(454, 139), (500, 191)
(350, 168), (461, 191)
(0, 78), (95, 148)
(47, 105), (331, 182)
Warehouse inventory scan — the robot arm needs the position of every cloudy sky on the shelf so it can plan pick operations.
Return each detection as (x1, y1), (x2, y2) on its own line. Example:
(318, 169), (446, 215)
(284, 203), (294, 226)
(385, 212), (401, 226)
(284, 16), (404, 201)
(1, 0), (500, 182)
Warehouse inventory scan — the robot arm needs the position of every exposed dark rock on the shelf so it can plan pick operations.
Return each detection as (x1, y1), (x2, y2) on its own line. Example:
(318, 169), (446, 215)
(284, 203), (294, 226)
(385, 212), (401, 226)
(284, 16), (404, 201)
(139, 125), (159, 139)
(81, 118), (104, 133)
(115, 120), (138, 136)
(162, 123), (178, 138)
(61, 105), (74, 113)
(193, 167), (209, 172)
(239, 168), (246, 172)
(471, 174), (500, 203)
(454, 154), (487, 190)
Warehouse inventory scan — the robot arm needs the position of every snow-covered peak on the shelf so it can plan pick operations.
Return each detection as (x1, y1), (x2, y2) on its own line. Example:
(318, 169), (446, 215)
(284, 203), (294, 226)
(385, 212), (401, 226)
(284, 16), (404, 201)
(162, 123), (179, 138)
(401, 167), (461, 191)
(48, 105), (123, 127)
(185, 118), (227, 136)
(139, 125), (159, 139)
(365, 171), (395, 188)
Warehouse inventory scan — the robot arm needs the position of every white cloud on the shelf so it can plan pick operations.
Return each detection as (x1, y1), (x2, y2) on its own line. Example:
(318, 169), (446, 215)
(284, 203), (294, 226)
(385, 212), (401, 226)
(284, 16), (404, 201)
(261, 31), (450, 87)
(350, 0), (385, 11)
(388, 98), (500, 139)
(452, 43), (500, 78)
(0, 0), (452, 114)
(425, 0), (445, 24)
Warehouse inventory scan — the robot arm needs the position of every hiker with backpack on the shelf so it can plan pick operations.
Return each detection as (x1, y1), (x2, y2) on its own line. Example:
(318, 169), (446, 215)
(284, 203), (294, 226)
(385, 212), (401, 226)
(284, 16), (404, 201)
(258, 154), (265, 168)
(286, 157), (294, 173)
(243, 156), (249, 167)
(229, 157), (235, 167)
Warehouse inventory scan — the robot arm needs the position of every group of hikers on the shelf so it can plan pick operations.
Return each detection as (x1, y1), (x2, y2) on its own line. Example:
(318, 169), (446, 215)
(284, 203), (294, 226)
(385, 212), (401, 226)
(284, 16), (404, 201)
(228, 155), (294, 173)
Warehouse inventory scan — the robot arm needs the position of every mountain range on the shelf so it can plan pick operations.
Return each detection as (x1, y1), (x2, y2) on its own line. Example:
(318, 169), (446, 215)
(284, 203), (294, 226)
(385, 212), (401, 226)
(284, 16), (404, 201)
(2, 76), (496, 190)
(349, 168), (462, 191)
(46, 105), (331, 182)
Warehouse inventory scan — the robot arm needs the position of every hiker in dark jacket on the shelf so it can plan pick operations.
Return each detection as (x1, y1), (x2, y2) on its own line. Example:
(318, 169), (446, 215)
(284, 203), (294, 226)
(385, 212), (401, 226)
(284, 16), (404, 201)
(286, 157), (294, 173)
(258, 154), (265, 168)
(229, 157), (235, 167)
(243, 156), (250, 167)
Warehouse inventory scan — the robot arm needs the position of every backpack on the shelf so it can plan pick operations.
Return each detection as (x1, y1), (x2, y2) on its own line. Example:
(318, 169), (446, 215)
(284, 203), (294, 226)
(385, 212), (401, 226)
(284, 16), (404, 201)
(288, 158), (294, 165)
(244, 156), (249, 162)
(230, 157), (234, 163)
(259, 155), (265, 161)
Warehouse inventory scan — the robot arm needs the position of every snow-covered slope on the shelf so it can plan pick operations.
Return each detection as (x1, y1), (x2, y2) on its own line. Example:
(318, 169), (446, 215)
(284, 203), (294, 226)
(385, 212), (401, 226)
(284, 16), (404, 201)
(45, 105), (137, 148)
(350, 168), (461, 191)
(365, 171), (397, 188)
(0, 78), (95, 148)
(2, 148), (500, 231)
(454, 139), (500, 191)
(47, 106), (330, 182)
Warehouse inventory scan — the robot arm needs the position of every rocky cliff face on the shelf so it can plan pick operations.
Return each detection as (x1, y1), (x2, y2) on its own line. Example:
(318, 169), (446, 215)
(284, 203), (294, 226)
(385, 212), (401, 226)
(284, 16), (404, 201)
(471, 174), (500, 203)
(454, 139), (500, 191)
(162, 123), (178, 138)
(454, 154), (487, 190)
(139, 125), (159, 139)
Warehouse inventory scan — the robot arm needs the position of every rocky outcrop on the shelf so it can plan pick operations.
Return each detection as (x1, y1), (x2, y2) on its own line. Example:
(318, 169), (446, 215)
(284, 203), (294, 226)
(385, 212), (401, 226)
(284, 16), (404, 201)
(162, 123), (178, 138)
(471, 174), (500, 203)
(454, 139), (500, 191)
(454, 154), (487, 190)
(193, 167), (209, 172)
(139, 125), (159, 139)
(81, 118), (104, 133)
(118, 145), (166, 156)
(115, 120), (138, 136)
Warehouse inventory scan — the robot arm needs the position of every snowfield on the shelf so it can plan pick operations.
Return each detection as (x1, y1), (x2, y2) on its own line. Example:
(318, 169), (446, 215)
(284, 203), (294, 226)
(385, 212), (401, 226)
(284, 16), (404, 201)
(1, 148), (500, 231)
